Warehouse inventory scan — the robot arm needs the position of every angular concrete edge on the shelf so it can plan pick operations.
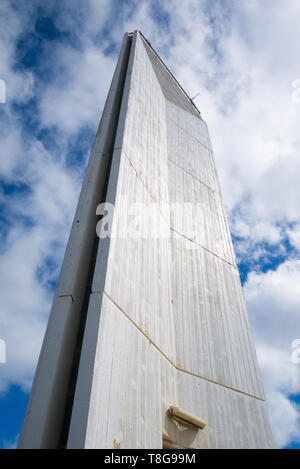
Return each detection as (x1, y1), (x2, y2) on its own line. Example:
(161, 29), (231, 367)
(18, 33), (132, 449)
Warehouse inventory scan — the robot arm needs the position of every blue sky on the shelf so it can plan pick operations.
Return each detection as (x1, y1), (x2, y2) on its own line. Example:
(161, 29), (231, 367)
(1, 0), (300, 449)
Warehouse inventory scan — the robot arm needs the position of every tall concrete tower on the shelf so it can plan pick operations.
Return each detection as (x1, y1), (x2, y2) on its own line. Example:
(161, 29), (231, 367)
(18, 31), (274, 449)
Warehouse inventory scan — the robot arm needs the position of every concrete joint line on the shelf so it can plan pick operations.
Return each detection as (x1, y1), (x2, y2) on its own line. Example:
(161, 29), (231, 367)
(122, 148), (237, 269)
(169, 226), (237, 269)
(168, 157), (218, 193)
(167, 118), (212, 154)
(122, 150), (168, 221)
(102, 290), (265, 403)
(167, 117), (212, 154)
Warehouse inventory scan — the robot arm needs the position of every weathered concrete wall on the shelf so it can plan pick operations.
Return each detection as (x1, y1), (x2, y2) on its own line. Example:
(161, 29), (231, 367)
(67, 31), (274, 448)
(19, 30), (274, 449)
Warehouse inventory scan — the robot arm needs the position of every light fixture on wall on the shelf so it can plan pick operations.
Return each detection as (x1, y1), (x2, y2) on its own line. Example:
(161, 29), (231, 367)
(168, 406), (207, 430)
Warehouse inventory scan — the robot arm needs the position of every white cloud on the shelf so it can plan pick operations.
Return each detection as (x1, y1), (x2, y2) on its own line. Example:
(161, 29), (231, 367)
(0, 138), (82, 394)
(245, 260), (300, 349)
(287, 224), (300, 251)
(39, 45), (115, 134)
(2, 433), (19, 449)
(244, 260), (300, 447)
(0, 1), (99, 394)
(0, 1), (34, 104)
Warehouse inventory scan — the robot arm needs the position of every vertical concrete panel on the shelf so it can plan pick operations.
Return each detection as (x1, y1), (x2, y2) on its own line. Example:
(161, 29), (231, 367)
(170, 236), (265, 398)
(68, 293), (177, 449)
(175, 371), (274, 449)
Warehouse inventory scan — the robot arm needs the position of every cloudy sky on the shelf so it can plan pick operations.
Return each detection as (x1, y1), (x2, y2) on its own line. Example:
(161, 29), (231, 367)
(1, 0), (300, 449)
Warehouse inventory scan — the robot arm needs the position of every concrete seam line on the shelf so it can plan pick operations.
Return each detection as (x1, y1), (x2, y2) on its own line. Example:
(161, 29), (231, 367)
(168, 157), (218, 193)
(167, 116), (212, 154)
(122, 149), (237, 269)
(101, 290), (265, 403)
(169, 227), (237, 269)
